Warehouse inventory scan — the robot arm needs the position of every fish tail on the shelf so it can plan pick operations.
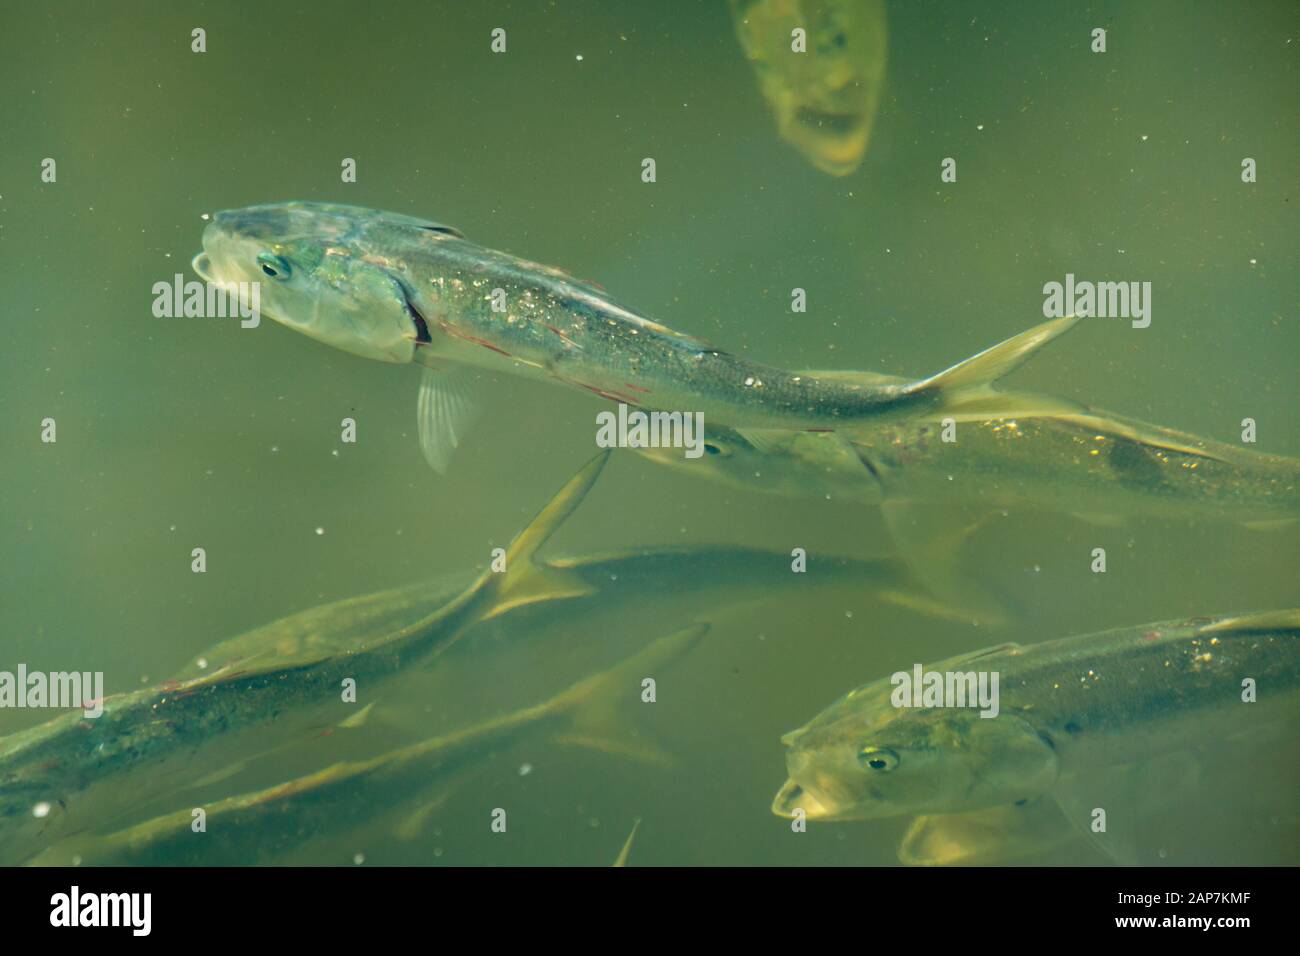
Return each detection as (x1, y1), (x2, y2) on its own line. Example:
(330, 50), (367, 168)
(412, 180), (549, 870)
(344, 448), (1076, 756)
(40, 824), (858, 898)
(902, 315), (1081, 418)
(547, 622), (710, 767)
(472, 451), (611, 621)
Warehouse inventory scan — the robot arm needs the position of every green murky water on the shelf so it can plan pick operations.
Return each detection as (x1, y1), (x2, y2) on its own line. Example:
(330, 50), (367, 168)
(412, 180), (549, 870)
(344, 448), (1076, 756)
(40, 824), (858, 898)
(1, 0), (1297, 866)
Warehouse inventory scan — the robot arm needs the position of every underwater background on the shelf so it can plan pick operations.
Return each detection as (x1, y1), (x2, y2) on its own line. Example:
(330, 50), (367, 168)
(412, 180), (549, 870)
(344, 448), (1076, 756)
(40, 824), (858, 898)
(0, 0), (1296, 865)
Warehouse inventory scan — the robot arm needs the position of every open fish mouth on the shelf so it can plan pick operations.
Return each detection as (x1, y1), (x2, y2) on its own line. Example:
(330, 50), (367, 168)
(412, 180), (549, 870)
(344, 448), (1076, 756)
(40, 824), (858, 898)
(793, 106), (863, 136)
(191, 252), (214, 282)
(771, 778), (836, 819)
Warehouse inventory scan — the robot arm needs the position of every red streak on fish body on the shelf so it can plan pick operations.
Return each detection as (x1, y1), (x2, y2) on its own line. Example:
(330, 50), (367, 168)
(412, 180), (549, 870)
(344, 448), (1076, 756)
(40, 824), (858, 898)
(438, 321), (513, 357)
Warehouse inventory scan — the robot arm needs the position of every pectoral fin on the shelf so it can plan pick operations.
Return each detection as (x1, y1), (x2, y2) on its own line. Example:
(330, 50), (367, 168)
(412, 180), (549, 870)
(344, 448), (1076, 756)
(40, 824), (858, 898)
(898, 801), (1075, 866)
(417, 364), (482, 473)
(1051, 752), (1203, 865)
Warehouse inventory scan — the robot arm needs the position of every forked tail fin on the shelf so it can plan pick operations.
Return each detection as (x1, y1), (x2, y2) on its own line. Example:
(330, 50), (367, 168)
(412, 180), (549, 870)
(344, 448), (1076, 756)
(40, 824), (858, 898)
(904, 315), (1081, 417)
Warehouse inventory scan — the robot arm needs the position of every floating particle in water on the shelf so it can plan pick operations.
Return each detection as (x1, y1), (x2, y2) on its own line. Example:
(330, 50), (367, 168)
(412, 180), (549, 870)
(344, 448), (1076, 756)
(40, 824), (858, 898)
(315, 527), (325, 536)
(196, 657), (208, 670)
(352, 852), (365, 865)
(845, 610), (853, 619)
(32, 801), (51, 819)
(976, 124), (984, 131)
(518, 763), (533, 777)
(575, 54), (584, 62)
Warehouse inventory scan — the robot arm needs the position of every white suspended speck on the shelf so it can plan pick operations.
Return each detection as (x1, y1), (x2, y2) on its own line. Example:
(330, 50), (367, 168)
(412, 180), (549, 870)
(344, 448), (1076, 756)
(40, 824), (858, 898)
(196, 657), (208, 670)
(518, 763), (533, 776)
(32, 802), (51, 819)
(315, 527), (325, 536)
(352, 852), (365, 865)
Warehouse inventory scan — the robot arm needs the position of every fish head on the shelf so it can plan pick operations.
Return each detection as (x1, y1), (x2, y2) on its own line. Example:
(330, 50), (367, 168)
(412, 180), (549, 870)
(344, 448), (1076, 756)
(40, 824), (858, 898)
(633, 427), (786, 489)
(192, 202), (438, 364)
(634, 427), (883, 504)
(772, 677), (1058, 821)
(732, 0), (887, 176)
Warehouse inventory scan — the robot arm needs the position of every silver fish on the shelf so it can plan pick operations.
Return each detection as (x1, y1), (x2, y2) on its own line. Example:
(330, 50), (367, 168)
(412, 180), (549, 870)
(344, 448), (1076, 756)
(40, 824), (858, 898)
(730, 0), (888, 175)
(27, 624), (708, 866)
(193, 201), (1079, 471)
(773, 609), (1300, 862)
(634, 403), (1300, 619)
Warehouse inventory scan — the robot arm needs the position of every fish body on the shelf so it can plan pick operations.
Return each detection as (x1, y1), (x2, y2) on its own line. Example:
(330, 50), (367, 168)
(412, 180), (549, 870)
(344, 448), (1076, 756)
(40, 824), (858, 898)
(637, 406), (1300, 524)
(2, 462), (946, 863)
(773, 610), (1300, 825)
(730, 0), (888, 175)
(27, 624), (708, 866)
(194, 202), (1079, 469)
(0, 453), (614, 863)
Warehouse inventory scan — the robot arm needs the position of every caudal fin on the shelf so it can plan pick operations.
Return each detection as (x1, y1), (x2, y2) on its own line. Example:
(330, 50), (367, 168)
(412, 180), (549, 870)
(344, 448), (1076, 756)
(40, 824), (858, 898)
(472, 451), (611, 621)
(547, 622), (710, 767)
(906, 315), (1080, 416)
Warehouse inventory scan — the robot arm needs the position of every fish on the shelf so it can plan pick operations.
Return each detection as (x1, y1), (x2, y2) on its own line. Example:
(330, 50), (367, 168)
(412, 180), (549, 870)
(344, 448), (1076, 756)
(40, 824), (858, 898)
(0, 452), (613, 863)
(192, 201), (1080, 471)
(772, 609), (1300, 863)
(634, 404), (1300, 617)
(26, 624), (708, 866)
(635, 403), (1300, 523)
(729, 0), (888, 176)
(2, 461), (952, 863)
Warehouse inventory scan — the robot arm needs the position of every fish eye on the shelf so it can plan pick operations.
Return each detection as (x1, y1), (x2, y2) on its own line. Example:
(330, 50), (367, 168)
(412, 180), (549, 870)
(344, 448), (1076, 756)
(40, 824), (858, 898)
(704, 443), (722, 456)
(257, 253), (292, 280)
(858, 747), (899, 772)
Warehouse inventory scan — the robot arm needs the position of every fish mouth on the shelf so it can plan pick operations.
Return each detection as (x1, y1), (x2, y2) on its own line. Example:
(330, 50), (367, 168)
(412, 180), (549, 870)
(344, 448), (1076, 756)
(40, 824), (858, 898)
(771, 778), (835, 819)
(191, 252), (214, 282)
(793, 106), (863, 137)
